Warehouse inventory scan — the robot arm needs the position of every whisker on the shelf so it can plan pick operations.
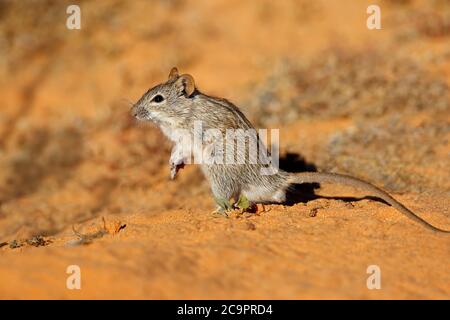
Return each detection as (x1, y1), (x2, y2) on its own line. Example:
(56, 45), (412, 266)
(120, 98), (136, 108)
(135, 120), (155, 128)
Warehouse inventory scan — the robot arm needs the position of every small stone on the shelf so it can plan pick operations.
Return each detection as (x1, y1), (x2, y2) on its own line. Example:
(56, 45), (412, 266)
(9, 240), (22, 249)
(246, 222), (256, 230)
(309, 207), (319, 217)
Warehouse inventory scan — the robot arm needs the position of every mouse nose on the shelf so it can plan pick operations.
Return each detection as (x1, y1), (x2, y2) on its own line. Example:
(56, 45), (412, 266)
(130, 105), (138, 118)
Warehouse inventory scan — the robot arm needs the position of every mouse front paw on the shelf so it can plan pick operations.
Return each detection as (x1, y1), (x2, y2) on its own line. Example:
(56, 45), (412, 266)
(169, 146), (188, 180)
(170, 160), (185, 180)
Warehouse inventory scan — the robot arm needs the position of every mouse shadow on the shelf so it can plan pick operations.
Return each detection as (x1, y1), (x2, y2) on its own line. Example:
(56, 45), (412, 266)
(279, 152), (388, 206)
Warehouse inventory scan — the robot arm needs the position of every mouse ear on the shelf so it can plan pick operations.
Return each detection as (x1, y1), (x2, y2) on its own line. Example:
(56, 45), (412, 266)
(168, 67), (179, 81)
(176, 74), (195, 97)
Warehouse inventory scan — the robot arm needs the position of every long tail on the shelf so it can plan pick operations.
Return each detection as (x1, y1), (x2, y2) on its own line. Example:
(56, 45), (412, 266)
(290, 172), (450, 233)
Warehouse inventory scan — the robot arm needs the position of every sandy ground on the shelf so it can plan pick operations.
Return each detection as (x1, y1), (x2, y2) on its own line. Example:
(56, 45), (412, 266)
(0, 0), (449, 299)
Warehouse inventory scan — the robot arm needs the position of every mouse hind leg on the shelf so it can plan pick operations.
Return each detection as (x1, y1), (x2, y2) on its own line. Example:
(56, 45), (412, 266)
(206, 167), (241, 216)
(210, 182), (239, 216)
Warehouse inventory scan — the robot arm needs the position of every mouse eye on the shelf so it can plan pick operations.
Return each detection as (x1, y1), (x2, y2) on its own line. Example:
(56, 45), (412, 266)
(152, 95), (164, 103)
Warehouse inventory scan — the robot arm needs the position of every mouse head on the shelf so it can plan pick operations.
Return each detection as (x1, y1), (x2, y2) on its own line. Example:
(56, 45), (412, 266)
(131, 67), (196, 125)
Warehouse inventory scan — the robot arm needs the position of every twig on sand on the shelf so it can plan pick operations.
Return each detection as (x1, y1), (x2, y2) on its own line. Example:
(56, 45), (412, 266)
(66, 217), (109, 247)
